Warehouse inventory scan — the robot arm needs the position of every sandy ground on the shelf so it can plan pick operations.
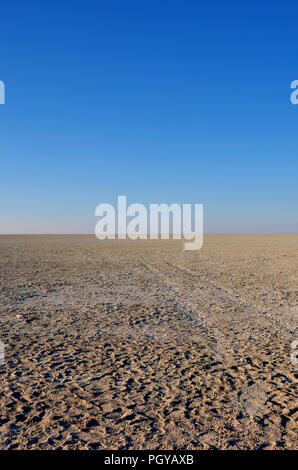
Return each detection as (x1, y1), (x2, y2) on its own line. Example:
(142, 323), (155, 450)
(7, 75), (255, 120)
(0, 235), (297, 450)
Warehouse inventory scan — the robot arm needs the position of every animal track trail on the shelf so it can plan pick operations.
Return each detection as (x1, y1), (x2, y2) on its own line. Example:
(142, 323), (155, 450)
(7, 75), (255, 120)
(146, 259), (295, 356)
(141, 260), (239, 363)
(168, 262), (297, 338)
(140, 259), (296, 436)
(142, 262), (220, 349)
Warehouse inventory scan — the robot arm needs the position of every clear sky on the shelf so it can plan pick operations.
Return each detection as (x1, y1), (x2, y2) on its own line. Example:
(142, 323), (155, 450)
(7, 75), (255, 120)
(0, 1), (297, 233)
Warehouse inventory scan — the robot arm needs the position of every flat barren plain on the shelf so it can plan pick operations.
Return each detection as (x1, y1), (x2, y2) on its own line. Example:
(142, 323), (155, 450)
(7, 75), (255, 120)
(0, 235), (297, 449)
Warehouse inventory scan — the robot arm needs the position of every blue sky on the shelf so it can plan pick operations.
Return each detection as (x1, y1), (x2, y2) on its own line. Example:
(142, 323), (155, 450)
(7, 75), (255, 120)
(0, 1), (297, 233)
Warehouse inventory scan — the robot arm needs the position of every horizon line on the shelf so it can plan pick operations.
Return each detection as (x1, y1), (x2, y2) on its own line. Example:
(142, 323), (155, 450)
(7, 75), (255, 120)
(0, 233), (297, 236)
